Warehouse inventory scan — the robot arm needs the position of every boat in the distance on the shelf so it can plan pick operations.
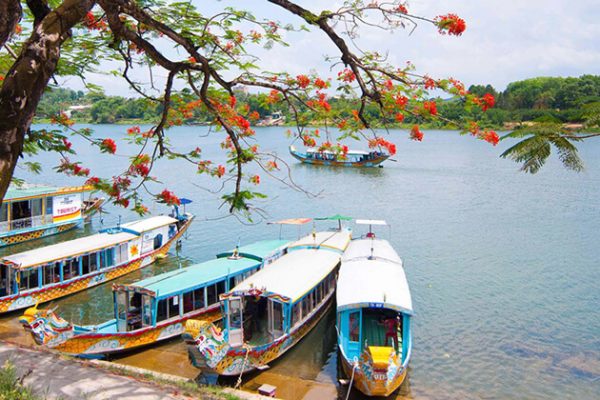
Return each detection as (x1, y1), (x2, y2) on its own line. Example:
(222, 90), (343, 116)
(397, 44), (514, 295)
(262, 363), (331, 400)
(183, 228), (351, 376)
(19, 239), (288, 358)
(289, 145), (389, 167)
(337, 220), (413, 397)
(0, 212), (193, 314)
(0, 184), (103, 247)
(256, 112), (286, 126)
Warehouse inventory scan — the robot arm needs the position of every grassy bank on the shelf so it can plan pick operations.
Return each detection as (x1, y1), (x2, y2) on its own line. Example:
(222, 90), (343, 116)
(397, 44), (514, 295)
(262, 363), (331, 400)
(0, 361), (40, 400)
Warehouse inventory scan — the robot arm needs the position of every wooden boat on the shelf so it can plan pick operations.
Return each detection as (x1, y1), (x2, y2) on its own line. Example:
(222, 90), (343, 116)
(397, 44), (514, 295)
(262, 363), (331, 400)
(256, 112), (286, 126)
(0, 212), (193, 314)
(0, 184), (98, 247)
(289, 145), (389, 167)
(18, 239), (288, 358)
(82, 196), (105, 221)
(336, 220), (413, 397)
(183, 229), (351, 376)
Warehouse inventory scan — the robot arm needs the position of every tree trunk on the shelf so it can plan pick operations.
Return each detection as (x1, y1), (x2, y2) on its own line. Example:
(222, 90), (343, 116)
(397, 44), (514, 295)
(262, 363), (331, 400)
(0, 0), (21, 49)
(0, 0), (95, 202)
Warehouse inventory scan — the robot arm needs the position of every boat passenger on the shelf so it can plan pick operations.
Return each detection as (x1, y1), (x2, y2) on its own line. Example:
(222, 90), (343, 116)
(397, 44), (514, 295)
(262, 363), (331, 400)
(382, 315), (400, 350)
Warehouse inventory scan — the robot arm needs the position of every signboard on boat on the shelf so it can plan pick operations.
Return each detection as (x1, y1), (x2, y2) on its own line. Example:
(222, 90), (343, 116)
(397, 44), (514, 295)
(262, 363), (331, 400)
(53, 194), (82, 223)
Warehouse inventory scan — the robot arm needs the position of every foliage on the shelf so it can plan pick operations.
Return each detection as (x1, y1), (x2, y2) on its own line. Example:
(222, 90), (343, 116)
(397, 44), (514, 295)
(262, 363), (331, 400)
(0, 361), (40, 400)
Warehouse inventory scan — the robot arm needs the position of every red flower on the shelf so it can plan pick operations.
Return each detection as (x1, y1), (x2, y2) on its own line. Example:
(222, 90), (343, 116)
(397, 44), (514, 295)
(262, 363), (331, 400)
(435, 14), (467, 36)
(266, 160), (279, 171)
(216, 164), (226, 177)
(188, 56), (197, 63)
(14, 24), (22, 34)
(86, 176), (100, 186)
(127, 126), (141, 135)
(314, 78), (328, 89)
(100, 138), (117, 154)
(396, 5), (408, 14)
(338, 68), (356, 83)
(395, 113), (405, 123)
(481, 93), (496, 111)
(483, 131), (499, 146)
(249, 111), (260, 121)
(395, 95), (409, 109)
(296, 75), (310, 89)
(384, 80), (394, 91)
(423, 101), (438, 116)
(410, 125), (424, 141)
(250, 175), (260, 185)
(158, 189), (181, 206)
(229, 96), (237, 108)
(62, 138), (72, 150)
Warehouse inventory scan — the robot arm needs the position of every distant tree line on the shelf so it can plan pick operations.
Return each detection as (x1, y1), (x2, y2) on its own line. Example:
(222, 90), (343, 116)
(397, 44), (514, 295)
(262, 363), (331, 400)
(35, 75), (600, 128)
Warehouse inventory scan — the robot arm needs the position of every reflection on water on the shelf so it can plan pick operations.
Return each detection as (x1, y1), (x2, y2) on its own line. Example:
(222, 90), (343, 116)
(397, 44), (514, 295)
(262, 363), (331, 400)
(1, 125), (599, 399)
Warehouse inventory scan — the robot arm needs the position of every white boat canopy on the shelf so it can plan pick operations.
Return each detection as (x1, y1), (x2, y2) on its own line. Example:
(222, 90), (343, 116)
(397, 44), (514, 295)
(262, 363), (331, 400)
(1, 216), (178, 270)
(231, 248), (341, 303)
(337, 239), (413, 315)
(288, 230), (351, 252)
(355, 219), (388, 226)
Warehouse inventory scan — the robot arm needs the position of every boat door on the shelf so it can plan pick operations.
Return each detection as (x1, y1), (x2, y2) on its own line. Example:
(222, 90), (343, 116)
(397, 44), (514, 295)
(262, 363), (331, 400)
(268, 299), (285, 338)
(0, 264), (10, 297)
(116, 290), (128, 332)
(227, 297), (244, 347)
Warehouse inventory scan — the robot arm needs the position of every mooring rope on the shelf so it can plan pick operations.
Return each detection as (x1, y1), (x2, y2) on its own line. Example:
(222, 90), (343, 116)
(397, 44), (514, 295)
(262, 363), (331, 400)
(345, 357), (359, 400)
(234, 343), (251, 390)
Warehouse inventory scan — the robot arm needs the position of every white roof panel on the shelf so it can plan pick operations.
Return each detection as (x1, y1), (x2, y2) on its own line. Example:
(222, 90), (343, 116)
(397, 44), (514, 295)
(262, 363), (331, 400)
(2, 216), (177, 269)
(289, 230), (351, 252)
(355, 219), (387, 226)
(337, 239), (412, 314)
(232, 249), (341, 302)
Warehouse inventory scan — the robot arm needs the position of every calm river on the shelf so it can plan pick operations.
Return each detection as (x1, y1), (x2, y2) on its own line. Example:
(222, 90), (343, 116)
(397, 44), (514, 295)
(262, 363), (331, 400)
(1, 125), (599, 399)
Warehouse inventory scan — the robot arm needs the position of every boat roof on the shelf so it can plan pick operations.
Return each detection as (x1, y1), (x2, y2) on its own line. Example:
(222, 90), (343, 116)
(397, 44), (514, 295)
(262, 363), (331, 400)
(288, 229), (351, 252)
(3, 184), (90, 202)
(215, 239), (290, 261)
(125, 240), (289, 299)
(337, 239), (412, 314)
(355, 219), (388, 226)
(1, 216), (178, 270)
(231, 248), (341, 303)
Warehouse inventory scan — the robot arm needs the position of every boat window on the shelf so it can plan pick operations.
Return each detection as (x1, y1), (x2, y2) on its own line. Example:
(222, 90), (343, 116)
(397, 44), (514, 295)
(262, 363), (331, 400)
(116, 243), (128, 265)
(349, 311), (360, 342)
(291, 303), (302, 327)
(302, 296), (309, 317)
(82, 254), (90, 275)
(183, 291), (194, 314)
(11, 200), (31, 221)
(229, 298), (243, 330)
(156, 299), (168, 322)
(0, 203), (7, 223)
(207, 284), (217, 305)
(127, 292), (143, 331)
(102, 248), (115, 268)
(216, 280), (226, 297)
(153, 234), (163, 250)
(19, 268), (40, 291)
(229, 277), (235, 292)
(142, 295), (153, 326)
(31, 198), (43, 217)
(45, 197), (53, 215)
(89, 252), (98, 272)
(168, 224), (176, 239)
(62, 258), (80, 280)
(43, 262), (61, 285)
(0, 264), (10, 297)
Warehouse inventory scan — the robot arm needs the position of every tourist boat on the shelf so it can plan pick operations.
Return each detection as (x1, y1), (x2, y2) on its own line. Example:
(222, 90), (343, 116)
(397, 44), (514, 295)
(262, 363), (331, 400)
(289, 145), (389, 167)
(256, 112), (286, 126)
(0, 183), (103, 247)
(336, 220), (412, 397)
(0, 212), (193, 314)
(18, 239), (288, 358)
(183, 228), (351, 376)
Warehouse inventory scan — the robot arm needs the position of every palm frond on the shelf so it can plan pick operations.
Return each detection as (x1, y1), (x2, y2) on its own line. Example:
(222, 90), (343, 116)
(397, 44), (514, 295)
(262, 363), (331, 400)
(548, 136), (584, 172)
(500, 135), (552, 174)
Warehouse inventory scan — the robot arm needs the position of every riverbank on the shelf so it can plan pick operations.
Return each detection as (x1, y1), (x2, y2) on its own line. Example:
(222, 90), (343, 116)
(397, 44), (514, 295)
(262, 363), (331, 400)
(0, 341), (271, 400)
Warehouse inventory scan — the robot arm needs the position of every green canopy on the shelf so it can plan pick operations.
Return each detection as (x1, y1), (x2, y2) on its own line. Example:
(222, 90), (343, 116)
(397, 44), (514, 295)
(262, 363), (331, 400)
(315, 214), (352, 221)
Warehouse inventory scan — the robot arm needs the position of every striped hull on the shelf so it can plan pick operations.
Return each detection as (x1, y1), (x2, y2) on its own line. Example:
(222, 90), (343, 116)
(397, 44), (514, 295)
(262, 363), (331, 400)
(0, 222), (80, 248)
(0, 217), (193, 314)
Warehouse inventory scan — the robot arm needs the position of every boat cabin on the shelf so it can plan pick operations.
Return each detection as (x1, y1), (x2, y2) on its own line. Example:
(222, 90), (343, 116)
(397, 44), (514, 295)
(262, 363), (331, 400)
(220, 230), (350, 348)
(0, 216), (179, 301)
(303, 148), (384, 162)
(337, 238), (413, 363)
(110, 240), (289, 333)
(0, 184), (91, 245)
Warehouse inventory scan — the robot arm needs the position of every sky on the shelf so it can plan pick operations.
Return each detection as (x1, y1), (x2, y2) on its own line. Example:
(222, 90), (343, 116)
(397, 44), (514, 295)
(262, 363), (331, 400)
(61, 0), (600, 97)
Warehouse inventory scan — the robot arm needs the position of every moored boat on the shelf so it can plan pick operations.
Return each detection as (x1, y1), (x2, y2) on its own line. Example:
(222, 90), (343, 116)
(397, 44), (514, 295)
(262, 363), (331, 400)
(289, 145), (389, 167)
(0, 184), (98, 247)
(337, 220), (413, 397)
(183, 228), (352, 376)
(19, 239), (288, 358)
(0, 212), (193, 314)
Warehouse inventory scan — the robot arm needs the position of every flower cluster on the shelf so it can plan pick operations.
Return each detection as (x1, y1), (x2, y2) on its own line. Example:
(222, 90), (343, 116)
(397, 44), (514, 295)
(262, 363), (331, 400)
(83, 12), (107, 31)
(410, 125), (424, 141)
(58, 159), (89, 177)
(435, 14), (466, 36)
(423, 101), (438, 116)
(158, 189), (181, 206)
(368, 137), (397, 155)
(338, 68), (356, 83)
(100, 138), (117, 154)
(129, 154), (151, 177)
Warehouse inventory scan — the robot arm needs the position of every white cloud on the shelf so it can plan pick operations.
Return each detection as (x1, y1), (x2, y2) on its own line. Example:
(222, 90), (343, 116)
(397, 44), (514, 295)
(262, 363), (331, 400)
(66, 0), (600, 96)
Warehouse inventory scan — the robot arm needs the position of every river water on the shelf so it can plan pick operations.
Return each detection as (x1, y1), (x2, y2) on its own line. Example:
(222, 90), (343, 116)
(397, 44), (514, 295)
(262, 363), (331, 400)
(1, 125), (599, 399)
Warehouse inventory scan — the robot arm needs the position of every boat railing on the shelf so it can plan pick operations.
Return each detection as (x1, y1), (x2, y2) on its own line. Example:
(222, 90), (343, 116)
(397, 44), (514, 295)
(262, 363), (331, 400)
(0, 215), (55, 232)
